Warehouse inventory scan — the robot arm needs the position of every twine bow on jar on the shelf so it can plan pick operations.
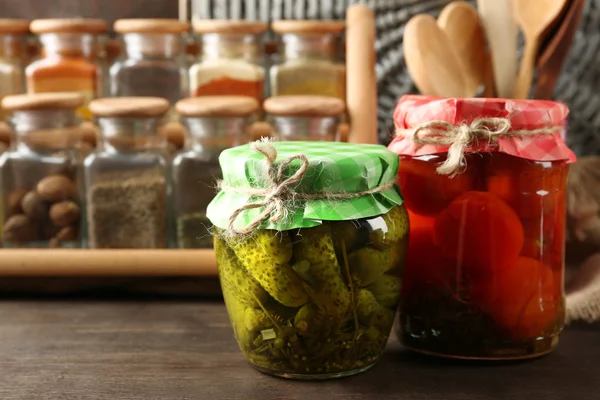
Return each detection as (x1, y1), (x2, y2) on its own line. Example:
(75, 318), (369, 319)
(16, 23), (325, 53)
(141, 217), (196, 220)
(396, 117), (562, 176)
(219, 139), (396, 236)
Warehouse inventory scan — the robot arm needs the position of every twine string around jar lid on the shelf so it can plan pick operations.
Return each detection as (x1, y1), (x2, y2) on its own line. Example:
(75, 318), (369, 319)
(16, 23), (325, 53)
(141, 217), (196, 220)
(396, 117), (563, 176)
(220, 138), (395, 236)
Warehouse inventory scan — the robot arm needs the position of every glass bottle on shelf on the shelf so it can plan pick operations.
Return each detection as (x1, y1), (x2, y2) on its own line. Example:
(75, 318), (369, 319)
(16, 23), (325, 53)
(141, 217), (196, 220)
(111, 19), (190, 121)
(270, 20), (346, 100)
(84, 97), (170, 249)
(189, 20), (267, 102)
(0, 92), (86, 248)
(264, 95), (345, 141)
(26, 19), (107, 121)
(172, 95), (258, 249)
(0, 19), (29, 119)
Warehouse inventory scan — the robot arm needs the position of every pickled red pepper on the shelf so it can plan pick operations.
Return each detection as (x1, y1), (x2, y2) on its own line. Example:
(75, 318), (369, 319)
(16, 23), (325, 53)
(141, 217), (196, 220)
(389, 96), (576, 360)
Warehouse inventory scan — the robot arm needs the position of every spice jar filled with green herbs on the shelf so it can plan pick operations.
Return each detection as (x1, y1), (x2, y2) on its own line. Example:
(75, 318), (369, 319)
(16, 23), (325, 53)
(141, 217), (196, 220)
(270, 20), (346, 100)
(84, 97), (170, 248)
(0, 92), (87, 248)
(172, 96), (258, 249)
(265, 95), (345, 141)
(207, 140), (408, 379)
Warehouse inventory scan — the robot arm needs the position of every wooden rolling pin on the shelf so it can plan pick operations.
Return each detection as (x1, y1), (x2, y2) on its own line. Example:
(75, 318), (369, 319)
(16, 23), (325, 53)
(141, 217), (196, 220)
(0, 249), (218, 277)
(346, 4), (378, 144)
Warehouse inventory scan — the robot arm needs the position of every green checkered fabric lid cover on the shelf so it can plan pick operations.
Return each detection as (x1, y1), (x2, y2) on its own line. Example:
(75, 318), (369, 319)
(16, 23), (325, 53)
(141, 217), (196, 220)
(206, 141), (403, 231)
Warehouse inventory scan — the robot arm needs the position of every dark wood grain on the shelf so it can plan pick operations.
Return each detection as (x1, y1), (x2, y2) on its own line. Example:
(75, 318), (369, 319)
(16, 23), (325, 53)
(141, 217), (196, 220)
(0, 300), (598, 399)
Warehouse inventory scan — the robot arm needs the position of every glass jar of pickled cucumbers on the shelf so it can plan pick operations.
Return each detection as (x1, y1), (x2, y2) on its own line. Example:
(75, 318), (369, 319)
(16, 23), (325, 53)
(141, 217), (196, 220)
(207, 141), (408, 379)
(389, 96), (577, 360)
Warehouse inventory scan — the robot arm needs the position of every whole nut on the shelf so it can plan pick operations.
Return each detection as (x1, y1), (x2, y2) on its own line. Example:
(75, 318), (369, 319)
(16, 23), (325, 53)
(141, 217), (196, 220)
(36, 175), (75, 202)
(21, 191), (48, 220)
(8, 189), (28, 215)
(49, 225), (77, 248)
(3, 214), (38, 242)
(49, 201), (80, 227)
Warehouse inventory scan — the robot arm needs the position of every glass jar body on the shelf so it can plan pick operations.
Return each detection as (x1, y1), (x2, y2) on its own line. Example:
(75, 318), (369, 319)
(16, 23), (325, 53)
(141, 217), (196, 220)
(216, 206), (409, 379)
(0, 112), (86, 248)
(269, 33), (345, 100)
(109, 33), (187, 119)
(189, 33), (264, 101)
(172, 117), (250, 249)
(26, 33), (103, 121)
(271, 116), (339, 142)
(397, 152), (567, 360)
(83, 120), (170, 249)
(0, 34), (26, 118)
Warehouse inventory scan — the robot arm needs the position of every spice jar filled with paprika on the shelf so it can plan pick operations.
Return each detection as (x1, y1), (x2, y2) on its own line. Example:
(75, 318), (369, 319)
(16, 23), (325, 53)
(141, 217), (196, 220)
(0, 19), (29, 119)
(84, 97), (170, 249)
(26, 19), (107, 121)
(264, 95), (345, 141)
(389, 95), (577, 360)
(0, 92), (87, 248)
(110, 19), (190, 120)
(270, 20), (346, 100)
(208, 140), (408, 379)
(189, 20), (267, 101)
(172, 96), (258, 249)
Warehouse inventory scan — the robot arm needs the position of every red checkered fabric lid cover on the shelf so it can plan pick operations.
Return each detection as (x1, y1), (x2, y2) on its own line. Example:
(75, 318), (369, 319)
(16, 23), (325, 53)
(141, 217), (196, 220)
(388, 95), (577, 163)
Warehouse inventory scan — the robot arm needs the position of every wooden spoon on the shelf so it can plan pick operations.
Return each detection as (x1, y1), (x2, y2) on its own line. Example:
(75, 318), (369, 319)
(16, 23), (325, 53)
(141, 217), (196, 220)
(513, 0), (569, 99)
(438, 1), (487, 97)
(533, 0), (584, 100)
(477, 0), (519, 98)
(404, 14), (467, 98)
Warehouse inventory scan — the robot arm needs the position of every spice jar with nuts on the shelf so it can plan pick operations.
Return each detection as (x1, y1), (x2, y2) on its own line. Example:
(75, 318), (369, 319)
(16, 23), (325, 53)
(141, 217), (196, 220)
(0, 92), (86, 248)
(84, 97), (171, 248)
(172, 96), (258, 249)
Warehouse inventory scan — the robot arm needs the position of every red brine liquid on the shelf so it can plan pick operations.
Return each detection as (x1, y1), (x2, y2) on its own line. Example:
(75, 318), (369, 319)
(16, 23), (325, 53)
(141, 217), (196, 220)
(398, 152), (567, 360)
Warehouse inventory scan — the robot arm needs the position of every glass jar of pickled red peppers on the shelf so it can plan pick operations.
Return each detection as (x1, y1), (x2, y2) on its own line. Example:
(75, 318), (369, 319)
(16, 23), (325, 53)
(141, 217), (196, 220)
(207, 141), (408, 379)
(389, 96), (577, 360)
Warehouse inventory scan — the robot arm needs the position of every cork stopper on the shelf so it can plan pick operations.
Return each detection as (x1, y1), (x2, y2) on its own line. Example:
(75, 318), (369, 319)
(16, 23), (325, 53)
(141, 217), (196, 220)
(0, 19), (30, 34)
(271, 20), (346, 34)
(2, 93), (85, 111)
(264, 96), (346, 117)
(114, 19), (190, 34)
(30, 18), (108, 34)
(192, 19), (268, 35)
(89, 97), (170, 118)
(176, 96), (259, 118)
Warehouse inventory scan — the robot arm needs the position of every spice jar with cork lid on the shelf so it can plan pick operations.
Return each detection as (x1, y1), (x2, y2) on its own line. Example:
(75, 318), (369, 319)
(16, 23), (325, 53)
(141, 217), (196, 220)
(84, 97), (171, 249)
(26, 19), (107, 121)
(110, 19), (190, 119)
(389, 95), (577, 360)
(264, 95), (345, 141)
(189, 20), (267, 102)
(270, 20), (346, 100)
(0, 92), (86, 248)
(172, 96), (258, 249)
(0, 19), (29, 119)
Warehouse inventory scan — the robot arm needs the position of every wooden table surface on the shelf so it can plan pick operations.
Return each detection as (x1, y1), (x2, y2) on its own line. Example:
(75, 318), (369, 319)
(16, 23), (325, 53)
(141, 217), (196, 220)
(0, 299), (599, 400)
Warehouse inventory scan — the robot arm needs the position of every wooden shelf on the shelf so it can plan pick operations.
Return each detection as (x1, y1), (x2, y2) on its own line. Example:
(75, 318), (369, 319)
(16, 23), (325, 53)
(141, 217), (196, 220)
(0, 249), (218, 277)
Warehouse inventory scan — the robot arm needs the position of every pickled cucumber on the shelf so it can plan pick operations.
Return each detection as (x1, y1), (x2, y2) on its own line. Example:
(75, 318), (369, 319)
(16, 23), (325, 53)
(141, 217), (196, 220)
(294, 224), (351, 318)
(215, 236), (269, 307)
(331, 220), (362, 252)
(230, 231), (309, 307)
(370, 206), (409, 250)
(356, 289), (395, 328)
(349, 247), (402, 286)
(368, 274), (403, 308)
